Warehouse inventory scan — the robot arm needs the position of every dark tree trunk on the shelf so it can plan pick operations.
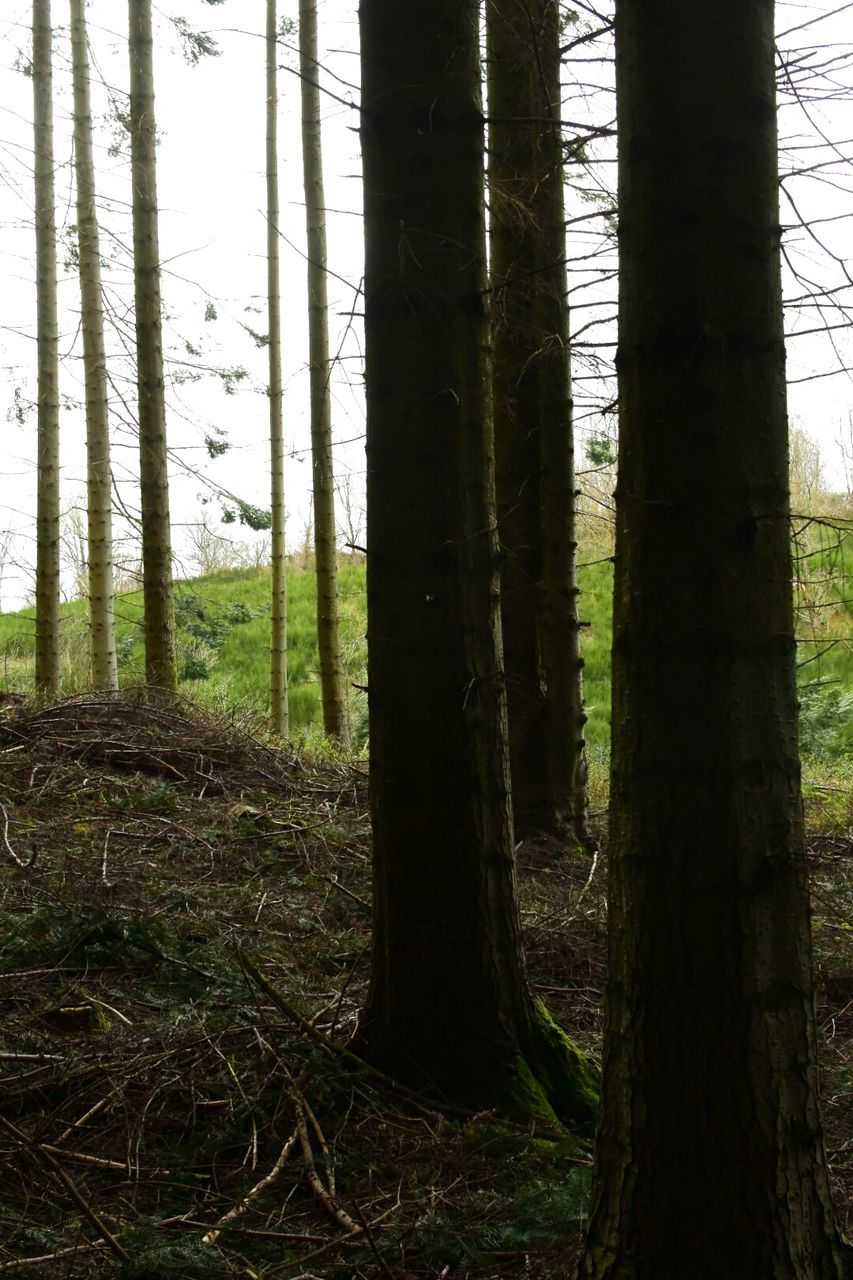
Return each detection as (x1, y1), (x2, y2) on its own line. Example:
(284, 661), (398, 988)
(579, 3), (851, 1275)
(487, 0), (589, 843)
(358, 0), (595, 1124)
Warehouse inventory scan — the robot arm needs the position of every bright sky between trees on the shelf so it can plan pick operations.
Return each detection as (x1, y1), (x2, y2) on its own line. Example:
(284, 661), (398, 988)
(0, 0), (851, 609)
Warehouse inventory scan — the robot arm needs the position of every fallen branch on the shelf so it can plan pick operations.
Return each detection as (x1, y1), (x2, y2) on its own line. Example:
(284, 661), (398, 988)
(291, 1090), (360, 1236)
(202, 1128), (299, 1246)
(0, 804), (37, 868)
(0, 1244), (101, 1271)
(0, 1114), (130, 1264)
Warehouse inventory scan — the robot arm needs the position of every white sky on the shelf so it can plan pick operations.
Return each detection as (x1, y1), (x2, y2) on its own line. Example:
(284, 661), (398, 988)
(0, 0), (852, 609)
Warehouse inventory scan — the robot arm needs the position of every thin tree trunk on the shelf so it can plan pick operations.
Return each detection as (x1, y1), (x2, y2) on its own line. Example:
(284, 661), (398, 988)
(358, 0), (596, 1123)
(299, 0), (348, 744)
(267, 0), (288, 737)
(579, 3), (851, 1275)
(487, 0), (588, 843)
(70, 0), (118, 692)
(33, 0), (61, 699)
(129, 0), (177, 692)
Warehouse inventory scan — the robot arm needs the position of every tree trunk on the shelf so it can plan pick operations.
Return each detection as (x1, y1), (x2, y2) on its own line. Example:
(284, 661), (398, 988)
(33, 0), (61, 699)
(129, 0), (177, 692)
(70, 0), (118, 692)
(487, 0), (589, 843)
(579, 3), (851, 1275)
(358, 0), (596, 1124)
(299, 0), (348, 744)
(267, 0), (289, 737)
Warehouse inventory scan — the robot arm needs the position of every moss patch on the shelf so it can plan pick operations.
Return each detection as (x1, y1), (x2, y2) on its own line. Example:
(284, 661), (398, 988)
(525, 998), (599, 1127)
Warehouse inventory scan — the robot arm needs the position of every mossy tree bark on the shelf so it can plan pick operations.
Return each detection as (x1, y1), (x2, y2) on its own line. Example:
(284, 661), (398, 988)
(33, 0), (61, 699)
(71, 0), (118, 692)
(299, 0), (348, 744)
(129, 0), (177, 692)
(487, 0), (589, 843)
(579, 3), (852, 1276)
(267, 0), (289, 737)
(358, 0), (596, 1124)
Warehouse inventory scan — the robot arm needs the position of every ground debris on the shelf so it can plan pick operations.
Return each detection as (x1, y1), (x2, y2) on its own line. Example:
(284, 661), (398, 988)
(0, 695), (849, 1275)
(0, 694), (601, 1279)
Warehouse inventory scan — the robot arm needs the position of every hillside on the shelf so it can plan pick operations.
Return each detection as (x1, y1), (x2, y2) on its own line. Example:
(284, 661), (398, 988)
(0, 530), (850, 769)
(0, 557), (616, 758)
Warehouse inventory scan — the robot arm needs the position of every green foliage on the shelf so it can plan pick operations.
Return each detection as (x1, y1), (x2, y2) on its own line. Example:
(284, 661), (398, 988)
(115, 632), (136, 670)
(204, 430), (230, 458)
(119, 1228), (235, 1279)
(799, 681), (853, 758)
(240, 322), (269, 349)
(585, 431), (616, 468)
(223, 600), (254, 625)
(576, 556), (613, 749)
(221, 500), (271, 530)
(172, 17), (221, 65)
(174, 592), (259, 682)
(178, 638), (217, 682)
(802, 755), (853, 833)
(794, 521), (853, 771)
(0, 902), (170, 970)
(412, 1124), (591, 1270)
(218, 366), (248, 396)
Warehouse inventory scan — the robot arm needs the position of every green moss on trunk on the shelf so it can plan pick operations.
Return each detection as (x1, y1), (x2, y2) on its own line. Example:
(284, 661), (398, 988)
(523, 1000), (597, 1126)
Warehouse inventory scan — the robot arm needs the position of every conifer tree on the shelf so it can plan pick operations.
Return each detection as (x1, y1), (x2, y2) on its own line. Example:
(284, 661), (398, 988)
(579, 3), (851, 1274)
(359, 0), (595, 1122)
(487, 0), (589, 841)
(33, 0), (61, 698)
(129, 0), (177, 691)
(267, 0), (289, 736)
(299, 0), (348, 743)
(71, 0), (118, 691)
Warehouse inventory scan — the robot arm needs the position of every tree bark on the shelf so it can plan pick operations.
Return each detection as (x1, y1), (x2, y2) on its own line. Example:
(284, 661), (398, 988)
(33, 0), (61, 699)
(579, 3), (851, 1275)
(487, 0), (589, 843)
(358, 0), (596, 1124)
(70, 0), (118, 692)
(267, 0), (289, 738)
(129, 0), (177, 692)
(299, 0), (348, 744)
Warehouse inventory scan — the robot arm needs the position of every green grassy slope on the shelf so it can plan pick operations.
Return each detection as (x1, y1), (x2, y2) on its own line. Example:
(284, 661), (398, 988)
(794, 523), (853, 759)
(1, 531), (849, 768)
(0, 556), (615, 748)
(0, 561), (368, 740)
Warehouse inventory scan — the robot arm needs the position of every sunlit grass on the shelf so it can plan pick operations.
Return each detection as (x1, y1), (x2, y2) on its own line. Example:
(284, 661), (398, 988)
(1, 528), (850, 790)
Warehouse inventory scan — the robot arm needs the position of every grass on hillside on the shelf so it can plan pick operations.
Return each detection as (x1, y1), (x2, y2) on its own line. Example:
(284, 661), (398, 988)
(794, 519), (853, 759)
(0, 560), (370, 744)
(0, 554), (617, 755)
(1, 524), (850, 771)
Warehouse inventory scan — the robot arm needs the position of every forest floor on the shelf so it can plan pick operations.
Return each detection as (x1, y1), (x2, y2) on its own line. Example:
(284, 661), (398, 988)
(0, 694), (849, 1279)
